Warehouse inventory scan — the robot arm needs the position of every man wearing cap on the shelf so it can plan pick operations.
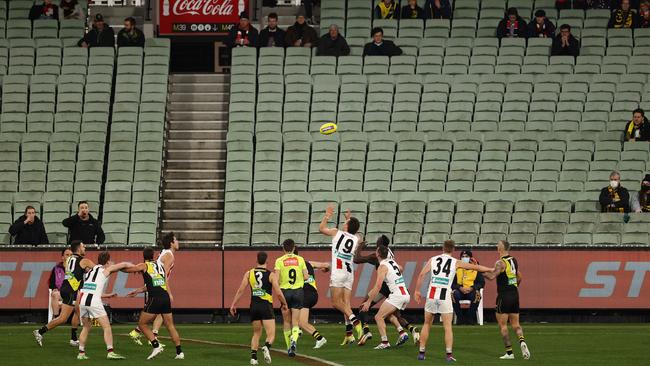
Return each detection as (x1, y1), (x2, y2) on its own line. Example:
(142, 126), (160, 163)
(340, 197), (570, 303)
(497, 7), (529, 39)
(528, 9), (556, 37)
(285, 12), (318, 48)
(451, 251), (485, 325)
(29, 0), (59, 20)
(226, 12), (258, 48)
(78, 14), (115, 48)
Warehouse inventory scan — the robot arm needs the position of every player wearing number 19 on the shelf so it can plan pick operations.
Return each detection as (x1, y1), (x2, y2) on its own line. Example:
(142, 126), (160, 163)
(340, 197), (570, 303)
(414, 240), (493, 362)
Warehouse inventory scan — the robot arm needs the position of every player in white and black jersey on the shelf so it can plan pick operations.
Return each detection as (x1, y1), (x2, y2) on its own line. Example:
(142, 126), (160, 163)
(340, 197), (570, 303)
(414, 240), (493, 362)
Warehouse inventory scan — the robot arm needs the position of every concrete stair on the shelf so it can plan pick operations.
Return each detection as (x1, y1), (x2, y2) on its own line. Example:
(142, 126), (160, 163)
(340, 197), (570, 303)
(160, 74), (229, 246)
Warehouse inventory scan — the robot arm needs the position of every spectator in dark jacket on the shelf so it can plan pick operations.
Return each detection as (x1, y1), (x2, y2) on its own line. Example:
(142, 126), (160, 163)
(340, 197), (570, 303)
(551, 24), (580, 56)
(600, 171), (631, 213)
(424, 0), (451, 19)
(285, 13), (319, 48)
(226, 12), (259, 48)
(9, 206), (49, 245)
(78, 13), (115, 48)
(49, 248), (72, 317)
(317, 24), (350, 56)
(62, 201), (105, 245)
(497, 8), (529, 39)
(528, 9), (556, 37)
(623, 108), (650, 141)
(401, 0), (426, 19)
(117, 17), (145, 48)
(29, 0), (59, 20)
(363, 27), (403, 56)
(608, 0), (640, 27)
(258, 12), (286, 48)
(375, 0), (399, 19)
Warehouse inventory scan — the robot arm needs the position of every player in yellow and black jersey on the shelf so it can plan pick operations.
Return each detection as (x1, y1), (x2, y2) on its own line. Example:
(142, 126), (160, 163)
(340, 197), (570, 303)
(231, 251), (287, 366)
(294, 247), (329, 349)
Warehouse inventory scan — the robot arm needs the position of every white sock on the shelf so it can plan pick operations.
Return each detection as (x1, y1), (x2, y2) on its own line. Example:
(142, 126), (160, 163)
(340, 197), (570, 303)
(79, 345), (85, 352)
(446, 347), (452, 353)
(419, 347), (426, 352)
(381, 335), (388, 342)
(397, 326), (404, 332)
(107, 345), (113, 351)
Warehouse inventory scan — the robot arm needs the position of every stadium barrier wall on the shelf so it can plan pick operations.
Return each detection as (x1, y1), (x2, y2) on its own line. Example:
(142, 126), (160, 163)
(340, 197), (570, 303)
(1, 249), (649, 310)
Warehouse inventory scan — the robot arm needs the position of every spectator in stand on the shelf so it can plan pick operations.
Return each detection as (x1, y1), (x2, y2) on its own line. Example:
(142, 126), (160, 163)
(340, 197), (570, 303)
(556, 0), (587, 9)
(226, 12), (258, 48)
(62, 201), (105, 245)
(630, 174), (650, 212)
(49, 248), (72, 318)
(639, 2), (650, 27)
(623, 108), (650, 141)
(600, 171), (631, 213)
(258, 12), (286, 48)
(452, 250), (484, 325)
(285, 12), (318, 48)
(59, 0), (83, 20)
(78, 14), (115, 48)
(375, 0), (399, 19)
(424, 0), (451, 19)
(363, 27), (403, 56)
(528, 9), (556, 37)
(29, 0), (59, 20)
(117, 17), (145, 48)
(401, 0), (426, 19)
(608, 0), (640, 27)
(9, 206), (49, 245)
(551, 24), (580, 56)
(497, 8), (529, 39)
(316, 24), (350, 56)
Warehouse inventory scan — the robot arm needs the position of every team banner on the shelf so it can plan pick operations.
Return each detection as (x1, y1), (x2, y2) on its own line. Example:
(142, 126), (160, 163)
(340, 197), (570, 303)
(0, 250), (222, 309)
(158, 0), (249, 35)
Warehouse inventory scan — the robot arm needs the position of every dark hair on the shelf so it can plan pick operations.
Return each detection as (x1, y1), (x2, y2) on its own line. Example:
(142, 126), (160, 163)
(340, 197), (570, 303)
(70, 240), (83, 253)
(534, 9), (546, 17)
(98, 251), (110, 265)
(377, 234), (390, 247)
(78, 200), (88, 207)
(347, 217), (360, 235)
(24, 205), (36, 215)
(507, 7), (518, 16)
(257, 251), (268, 265)
(268, 12), (278, 20)
(633, 108), (645, 117)
(162, 232), (175, 249)
(377, 245), (389, 259)
(443, 239), (455, 253)
(560, 23), (571, 31)
(371, 27), (383, 36)
(282, 238), (295, 253)
(499, 240), (511, 251)
(143, 247), (155, 261)
(125, 16), (136, 26)
(61, 248), (69, 255)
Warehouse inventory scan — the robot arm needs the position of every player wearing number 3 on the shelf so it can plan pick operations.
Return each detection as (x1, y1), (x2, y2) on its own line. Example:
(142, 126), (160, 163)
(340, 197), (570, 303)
(414, 240), (493, 362)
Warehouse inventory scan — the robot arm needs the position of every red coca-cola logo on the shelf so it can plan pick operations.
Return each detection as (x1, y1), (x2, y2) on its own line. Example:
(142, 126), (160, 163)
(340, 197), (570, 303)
(172, 0), (235, 16)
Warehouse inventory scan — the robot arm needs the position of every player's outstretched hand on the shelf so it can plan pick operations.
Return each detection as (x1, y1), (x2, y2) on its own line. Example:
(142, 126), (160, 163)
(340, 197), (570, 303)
(281, 303), (288, 312)
(229, 306), (237, 317)
(345, 208), (351, 221)
(414, 290), (422, 304)
(360, 300), (371, 312)
(126, 289), (139, 297)
(325, 204), (335, 218)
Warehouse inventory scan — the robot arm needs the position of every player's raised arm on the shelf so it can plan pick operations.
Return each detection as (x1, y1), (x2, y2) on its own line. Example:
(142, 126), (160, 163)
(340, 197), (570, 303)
(319, 204), (338, 237)
(483, 260), (505, 281)
(229, 271), (250, 317)
(123, 262), (147, 273)
(269, 272), (288, 311)
(104, 262), (134, 275)
(79, 257), (96, 271)
(456, 261), (494, 273)
(414, 259), (432, 304)
(309, 261), (330, 272)
(361, 265), (388, 312)
(353, 240), (378, 265)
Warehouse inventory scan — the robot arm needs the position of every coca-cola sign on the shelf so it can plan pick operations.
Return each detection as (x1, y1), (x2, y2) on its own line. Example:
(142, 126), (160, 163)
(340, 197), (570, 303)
(158, 0), (248, 35)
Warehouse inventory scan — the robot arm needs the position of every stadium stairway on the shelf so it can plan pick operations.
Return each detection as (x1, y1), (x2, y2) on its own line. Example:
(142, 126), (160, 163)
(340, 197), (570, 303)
(160, 74), (229, 246)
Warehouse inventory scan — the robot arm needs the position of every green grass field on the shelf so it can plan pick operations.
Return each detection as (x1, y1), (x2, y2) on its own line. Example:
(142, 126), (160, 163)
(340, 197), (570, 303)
(1, 323), (648, 366)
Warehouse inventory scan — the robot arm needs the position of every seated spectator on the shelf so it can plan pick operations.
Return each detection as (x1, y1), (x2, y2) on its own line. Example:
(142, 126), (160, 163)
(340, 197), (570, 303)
(258, 12), (286, 48)
(600, 171), (631, 213)
(9, 206), (49, 245)
(363, 27), (403, 56)
(623, 108), (650, 141)
(375, 0), (399, 19)
(29, 0), (59, 20)
(452, 250), (484, 325)
(497, 8), (529, 39)
(226, 12), (258, 48)
(424, 0), (451, 19)
(608, 0), (640, 28)
(62, 201), (105, 245)
(551, 24), (580, 56)
(587, 0), (612, 9)
(285, 13), (318, 48)
(49, 249), (72, 318)
(556, 0), (587, 9)
(401, 0), (426, 19)
(117, 17), (145, 48)
(630, 174), (650, 212)
(528, 9), (556, 37)
(316, 24), (350, 57)
(59, 0), (83, 20)
(77, 14), (115, 48)
(640, 2), (650, 27)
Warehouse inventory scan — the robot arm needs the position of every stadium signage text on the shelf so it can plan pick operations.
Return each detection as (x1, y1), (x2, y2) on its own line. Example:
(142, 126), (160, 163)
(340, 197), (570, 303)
(159, 0), (249, 35)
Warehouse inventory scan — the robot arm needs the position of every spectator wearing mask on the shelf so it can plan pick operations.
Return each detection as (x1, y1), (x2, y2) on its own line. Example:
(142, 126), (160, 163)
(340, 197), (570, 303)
(608, 0), (640, 28)
(62, 201), (105, 244)
(59, 0), (83, 20)
(49, 249), (72, 318)
(117, 17), (145, 48)
(528, 9), (556, 37)
(401, 0), (426, 19)
(285, 13), (318, 48)
(600, 171), (631, 213)
(316, 24), (350, 56)
(639, 2), (650, 27)
(258, 12), (286, 48)
(226, 12), (258, 48)
(363, 27), (403, 56)
(29, 0), (59, 20)
(424, 0), (451, 19)
(551, 24), (580, 56)
(452, 250), (485, 325)
(623, 108), (650, 141)
(556, 0), (588, 9)
(631, 174), (650, 212)
(9, 206), (49, 245)
(497, 7), (529, 39)
(78, 14), (115, 48)
(375, 0), (399, 19)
